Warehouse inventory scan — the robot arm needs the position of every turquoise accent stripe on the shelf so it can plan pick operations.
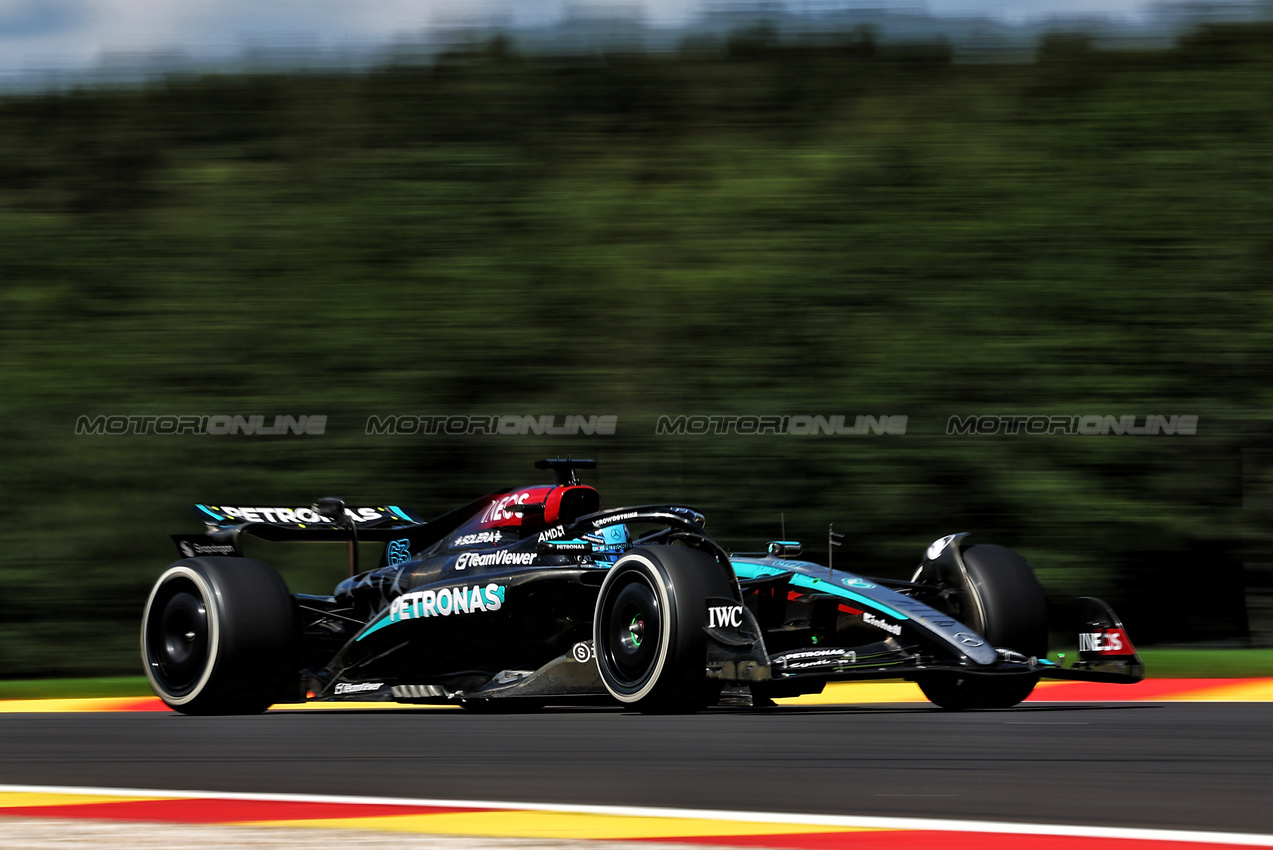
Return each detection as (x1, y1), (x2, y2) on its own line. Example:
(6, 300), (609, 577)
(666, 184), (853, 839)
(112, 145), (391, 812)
(195, 504), (225, 521)
(357, 613), (393, 642)
(730, 562), (784, 580)
(387, 505), (412, 521)
(731, 560), (909, 621)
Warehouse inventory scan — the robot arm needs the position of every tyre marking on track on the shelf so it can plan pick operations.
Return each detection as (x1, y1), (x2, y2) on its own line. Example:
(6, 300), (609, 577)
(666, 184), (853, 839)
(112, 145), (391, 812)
(0, 785), (1271, 847)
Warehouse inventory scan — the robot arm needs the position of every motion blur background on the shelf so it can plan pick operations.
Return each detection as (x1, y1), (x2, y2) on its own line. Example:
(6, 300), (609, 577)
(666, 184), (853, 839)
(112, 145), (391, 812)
(2, 0), (1272, 677)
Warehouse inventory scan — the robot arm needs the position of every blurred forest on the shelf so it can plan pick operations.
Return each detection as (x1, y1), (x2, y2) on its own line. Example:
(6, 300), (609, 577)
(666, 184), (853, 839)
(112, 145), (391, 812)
(2, 23), (1273, 676)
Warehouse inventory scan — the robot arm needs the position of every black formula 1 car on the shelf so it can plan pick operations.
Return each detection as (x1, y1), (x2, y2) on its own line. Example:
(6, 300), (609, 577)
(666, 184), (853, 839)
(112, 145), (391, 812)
(142, 458), (1143, 714)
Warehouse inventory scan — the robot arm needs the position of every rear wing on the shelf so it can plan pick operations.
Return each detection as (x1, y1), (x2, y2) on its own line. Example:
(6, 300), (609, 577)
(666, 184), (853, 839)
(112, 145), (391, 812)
(192, 503), (423, 530)
(173, 503), (434, 572)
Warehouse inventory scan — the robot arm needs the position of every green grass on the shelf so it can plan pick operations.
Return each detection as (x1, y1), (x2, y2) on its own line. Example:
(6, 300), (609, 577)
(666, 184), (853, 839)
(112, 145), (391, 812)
(1132, 649), (1273, 679)
(1046, 648), (1273, 679)
(3, 649), (1273, 700)
(0, 676), (151, 700)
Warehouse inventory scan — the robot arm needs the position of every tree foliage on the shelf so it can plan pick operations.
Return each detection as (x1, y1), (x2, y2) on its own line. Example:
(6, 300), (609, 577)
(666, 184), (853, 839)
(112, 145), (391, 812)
(3, 25), (1272, 674)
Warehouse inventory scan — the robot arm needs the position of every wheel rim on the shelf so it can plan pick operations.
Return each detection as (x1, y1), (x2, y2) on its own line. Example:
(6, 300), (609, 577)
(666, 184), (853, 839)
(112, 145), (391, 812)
(144, 575), (211, 698)
(601, 573), (663, 689)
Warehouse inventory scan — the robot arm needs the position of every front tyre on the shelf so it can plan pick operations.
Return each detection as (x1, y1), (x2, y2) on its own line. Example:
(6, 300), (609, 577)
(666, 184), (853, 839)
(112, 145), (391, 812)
(593, 544), (733, 713)
(918, 674), (1039, 710)
(919, 544), (1048, 710)
(141, 557), (296, 715)
(958, 544), (1049, 659)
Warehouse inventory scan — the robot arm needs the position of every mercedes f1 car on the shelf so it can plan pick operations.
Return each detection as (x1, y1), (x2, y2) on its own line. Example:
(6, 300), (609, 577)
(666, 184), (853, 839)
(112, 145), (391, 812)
(142, 458), (1143, 714)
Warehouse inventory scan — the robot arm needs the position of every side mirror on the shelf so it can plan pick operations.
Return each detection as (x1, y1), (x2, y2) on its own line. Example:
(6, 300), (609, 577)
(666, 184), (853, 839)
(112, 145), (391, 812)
(767, 540), (803, 557)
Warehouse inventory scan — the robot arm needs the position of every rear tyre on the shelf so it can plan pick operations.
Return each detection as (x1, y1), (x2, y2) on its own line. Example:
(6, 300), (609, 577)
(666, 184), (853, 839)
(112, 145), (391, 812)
(919, 543), (1048, 710)
(593, 544), (732, 713)
(141, 557), (296, 715)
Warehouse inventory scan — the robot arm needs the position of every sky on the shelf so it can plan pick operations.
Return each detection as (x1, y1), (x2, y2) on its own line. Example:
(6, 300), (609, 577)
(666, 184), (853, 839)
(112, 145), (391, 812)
(0, 0), (1261, 78)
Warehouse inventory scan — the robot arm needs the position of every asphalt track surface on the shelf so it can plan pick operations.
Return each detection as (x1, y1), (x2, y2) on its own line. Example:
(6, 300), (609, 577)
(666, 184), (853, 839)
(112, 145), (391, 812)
(0, 702), (1269, 836)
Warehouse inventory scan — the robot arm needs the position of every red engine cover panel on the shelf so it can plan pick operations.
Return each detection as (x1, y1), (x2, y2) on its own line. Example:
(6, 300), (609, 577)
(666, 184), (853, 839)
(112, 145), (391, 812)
(473, 486), (555, 528)
(458, 484), (601, 533)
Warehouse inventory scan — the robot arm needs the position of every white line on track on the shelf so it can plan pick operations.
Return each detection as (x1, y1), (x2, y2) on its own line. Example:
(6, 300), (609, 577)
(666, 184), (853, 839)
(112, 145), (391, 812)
(2, 784), (1272, 847)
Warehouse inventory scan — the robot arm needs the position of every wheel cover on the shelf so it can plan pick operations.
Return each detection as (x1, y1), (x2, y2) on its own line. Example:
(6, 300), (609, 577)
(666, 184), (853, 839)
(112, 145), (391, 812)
(603, 576), (662, 687)
(154, 589), (209, 691)
(594, 554), (679, 703)
(141, 566), (220, 704)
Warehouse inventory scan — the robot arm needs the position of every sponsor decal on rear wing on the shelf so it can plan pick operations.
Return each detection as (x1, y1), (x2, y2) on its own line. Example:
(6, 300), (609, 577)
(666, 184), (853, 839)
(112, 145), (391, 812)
(181, 504), (432, 562)
(192, 504), (422, 526)
(171, 534), (242, 559)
